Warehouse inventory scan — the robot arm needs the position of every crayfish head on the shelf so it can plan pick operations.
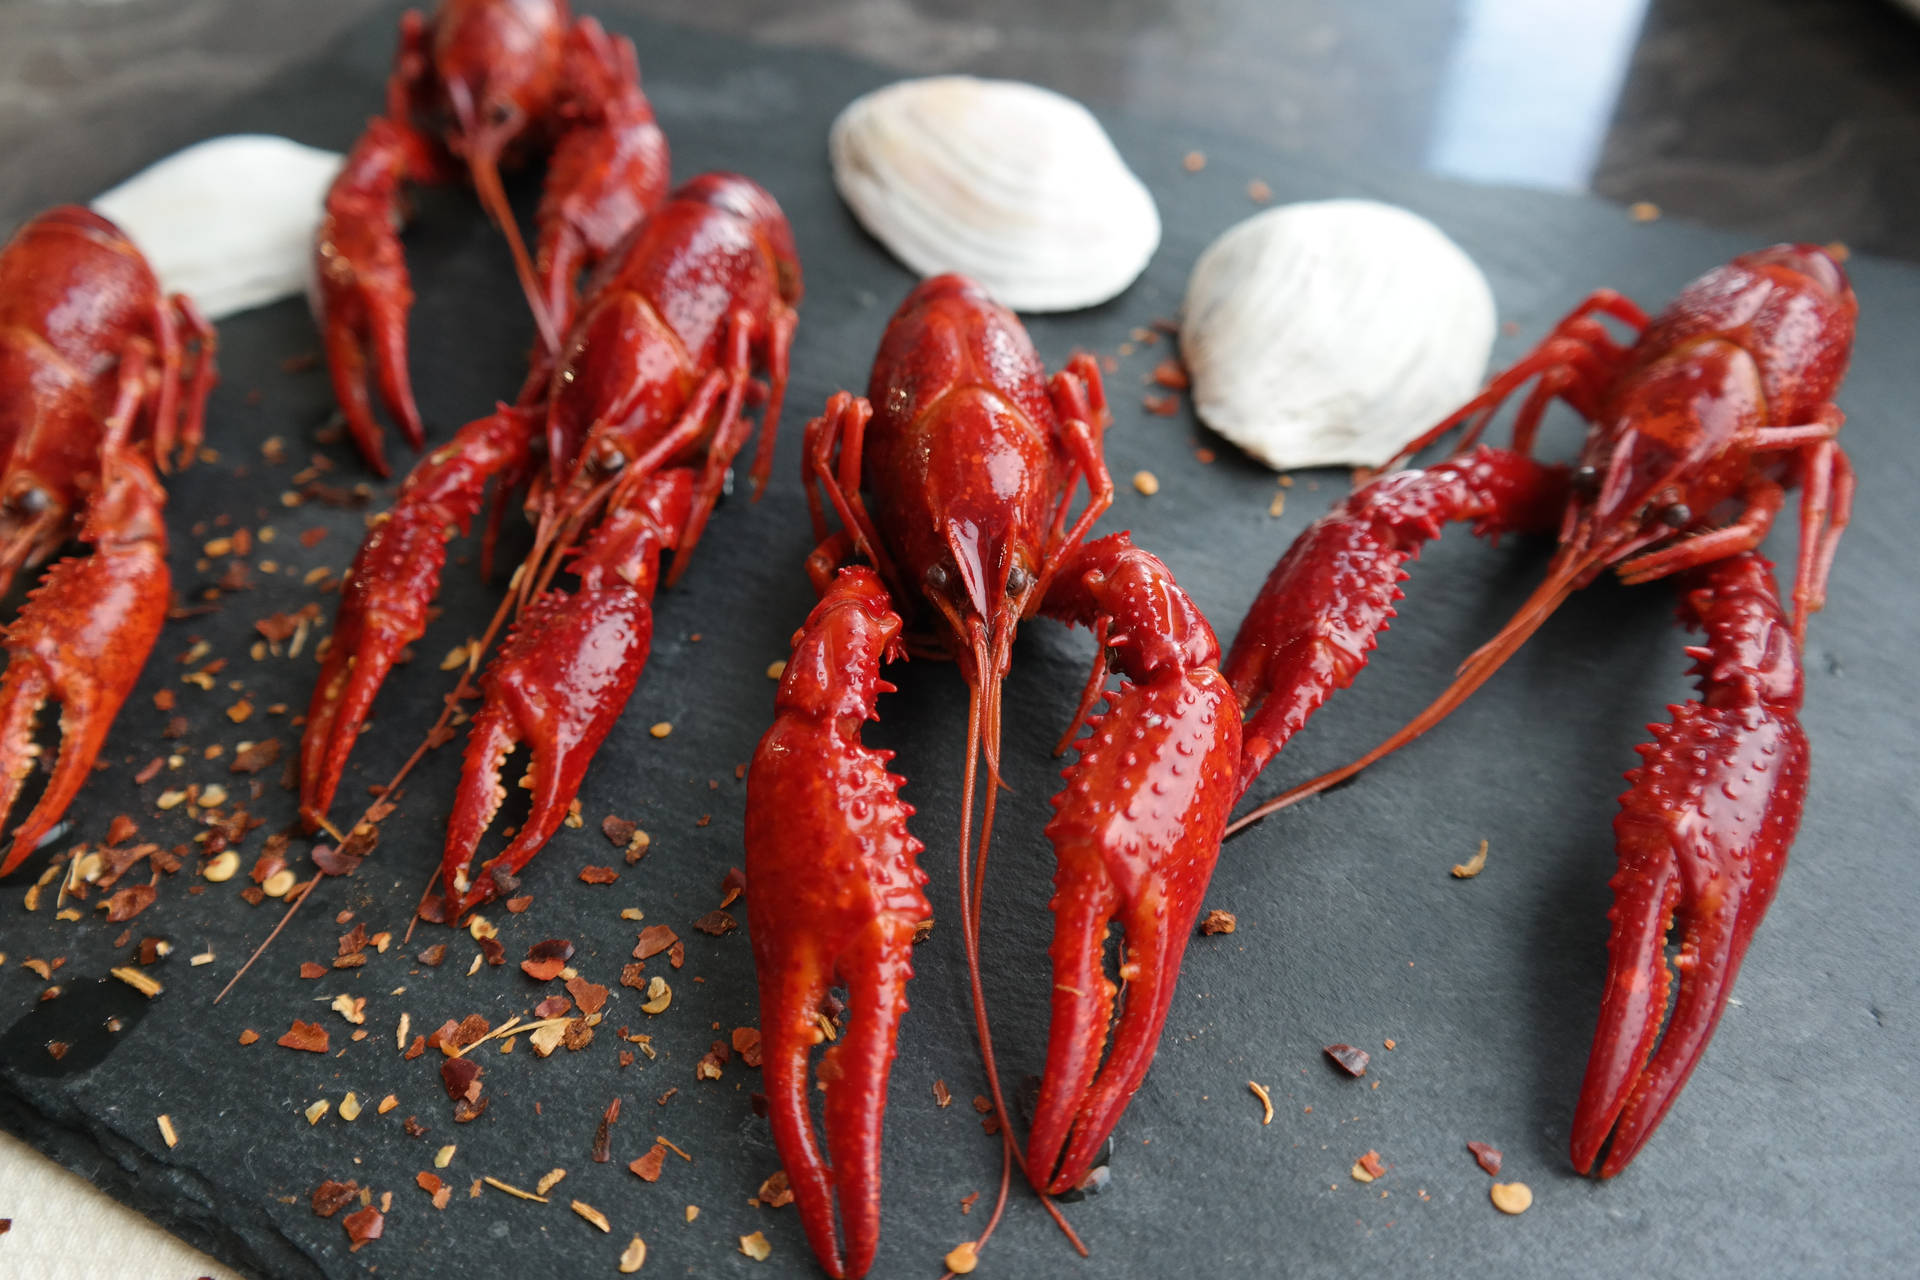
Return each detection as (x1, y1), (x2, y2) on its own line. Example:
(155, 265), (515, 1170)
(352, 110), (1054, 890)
(433, 0), (566, 164)
(676, 173), (804, 305)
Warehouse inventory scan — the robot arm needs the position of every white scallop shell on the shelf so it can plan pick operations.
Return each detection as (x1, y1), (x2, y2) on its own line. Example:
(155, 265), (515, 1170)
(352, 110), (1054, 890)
(93, 134), (343, 321)
(829, 76), (1160, 312)
(1180, 199), (1496, 471)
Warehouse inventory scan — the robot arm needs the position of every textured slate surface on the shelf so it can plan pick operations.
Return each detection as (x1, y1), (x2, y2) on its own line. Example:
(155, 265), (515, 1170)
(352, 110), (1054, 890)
(1, 5), (1915, 1278)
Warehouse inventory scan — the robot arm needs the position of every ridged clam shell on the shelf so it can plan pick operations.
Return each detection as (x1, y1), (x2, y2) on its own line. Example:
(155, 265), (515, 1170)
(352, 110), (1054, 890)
(1180, 199), (1496, 470)
(830, 76), (1160, 312)
(93, 134), (343, 320)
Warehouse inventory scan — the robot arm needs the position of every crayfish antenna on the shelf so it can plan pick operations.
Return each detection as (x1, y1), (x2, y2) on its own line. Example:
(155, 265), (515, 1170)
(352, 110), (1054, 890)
(466, 144), (562, 356)
(1571, 553), (1804, 1177)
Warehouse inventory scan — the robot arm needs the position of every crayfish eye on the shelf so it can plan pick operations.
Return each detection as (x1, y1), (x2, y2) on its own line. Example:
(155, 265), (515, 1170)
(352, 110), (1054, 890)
(1659, 502), (1692, 529)
(1571, 464), (1600, 498)
(10, 485), (50, 516)
(924, 563), (951, 593)
(1005, 564), (1032, 598)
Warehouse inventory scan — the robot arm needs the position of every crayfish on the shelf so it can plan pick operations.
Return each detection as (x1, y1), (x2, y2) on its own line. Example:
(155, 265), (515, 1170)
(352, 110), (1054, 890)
(301, 171), (799, 920)
(316, 0), (669, 473)
(0, 205), (216, 876)
(744, 275), (1241, 1278)
(1225, 244), (1853, 1176)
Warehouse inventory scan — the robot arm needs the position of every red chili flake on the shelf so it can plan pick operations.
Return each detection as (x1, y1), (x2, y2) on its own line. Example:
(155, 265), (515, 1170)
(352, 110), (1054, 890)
(521, 956), (567, 982)
(565, 977), (609, 1015)
(342, 1204), (383, 1252)
(417, 943), (447, 967)
(655, 1087), (678, 1106)
(1468, 1141), (1503, 1176)
(960, 1191), (980, 1215)
(228, 738), (283, 775)
(299, 527), (329, 548)
(435, 1015), (490, 1054)
(971, 1096), (992, 1114)
(441, 1056), (482, 1103)
(692, 910), (737, 936)
(403, 1116), (428, 1138)
(47, 1041), (69, 1061)
(299, 962), (325, 980)
(718, 866), (746, 909)
(668, 940), (685, 969)
(403, 1035), (426, 1060)
(695, 1046), (726, 1080)
(619, 1050), (635, 1068)
(238, 1029), (260, 1045)
(278, 1020), (329, 1053)
(732, 1027), (763, 1068)
(153, 688), (177, 711)
(310, 843), (364, 877)
(629, 1144), (667, 1182)
(535, 995), (573, 1019)
(633, 926), (678, 961)
(601, 815), (638, 846)
(592, 1097), (621, 1163)
(562, 1019), (595, 1051)
(102, 884), (157, 923)
(238, 885), (266, 906)
(1199, 909), (1237, 936)
(311, 1179), (360, 1217)
(758, 1170), (793, 1208)
(477, 936), (506, 966)
(1142, 392), (1180, 417)
(505, 895), (533, 913)
(249, 850), (286, 886)
(1357, 1150), (1387, 1179)
(578, 865), (619, 885)
(933, 1079), (953, 1108)
(619, 963), (647, 990)
(134, 757), (166, 785)
(161, 716), (189, 740)
(1151, 359), (1190, 390)
(337, 923), (368, 957)
(105, 815), (138, 847)
(1324, 1043), (1370, 1077)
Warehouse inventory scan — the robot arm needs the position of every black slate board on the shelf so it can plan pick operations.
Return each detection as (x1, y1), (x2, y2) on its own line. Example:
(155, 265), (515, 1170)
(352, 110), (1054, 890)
(3, 6), (1917, 1278)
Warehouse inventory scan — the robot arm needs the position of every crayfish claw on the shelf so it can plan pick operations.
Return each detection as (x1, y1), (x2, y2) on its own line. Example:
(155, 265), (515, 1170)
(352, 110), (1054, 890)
(1570, 553), (1805, 1177)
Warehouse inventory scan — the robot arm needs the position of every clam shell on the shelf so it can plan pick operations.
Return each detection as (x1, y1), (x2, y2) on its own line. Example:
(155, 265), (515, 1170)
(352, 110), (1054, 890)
(1180, 199), (1496, 470)
(93, 134), (343, 320)
(829, 76), (1160, 312)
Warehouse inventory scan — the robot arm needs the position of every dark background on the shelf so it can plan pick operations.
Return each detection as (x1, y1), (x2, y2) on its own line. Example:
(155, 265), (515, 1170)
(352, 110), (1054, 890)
(6, 0), (1920, 258)
(1, 3), (1917, 1280)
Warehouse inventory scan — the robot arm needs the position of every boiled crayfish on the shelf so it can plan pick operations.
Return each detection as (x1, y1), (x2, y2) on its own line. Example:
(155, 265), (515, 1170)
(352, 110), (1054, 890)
(745, 275), (1241, 1278)
(0, 205), (216, 875)
(301, 171), (799, 919)
(1225, 244), (1853, 1176)
(316, 0), (669, 473)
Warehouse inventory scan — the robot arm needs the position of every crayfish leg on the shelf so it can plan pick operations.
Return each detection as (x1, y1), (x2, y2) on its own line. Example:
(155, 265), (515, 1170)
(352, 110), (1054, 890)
(1570, 552), (1806, 1177)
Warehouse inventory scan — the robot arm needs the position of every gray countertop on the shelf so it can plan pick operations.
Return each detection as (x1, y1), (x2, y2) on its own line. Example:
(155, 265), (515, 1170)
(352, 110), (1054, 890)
(5, 0), (1920, 257)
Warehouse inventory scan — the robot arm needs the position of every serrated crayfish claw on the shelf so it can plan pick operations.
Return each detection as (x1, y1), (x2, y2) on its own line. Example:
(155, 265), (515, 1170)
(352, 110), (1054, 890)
(745, 568), (929, 1279)
(1571, 553), (1806, 1177)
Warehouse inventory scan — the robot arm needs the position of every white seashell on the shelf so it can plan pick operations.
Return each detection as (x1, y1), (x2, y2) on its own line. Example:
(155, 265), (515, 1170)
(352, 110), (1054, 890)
(1179, 199), (1496, 471)
(830, 76), (1160, 312)
(93, 134), (344, 321)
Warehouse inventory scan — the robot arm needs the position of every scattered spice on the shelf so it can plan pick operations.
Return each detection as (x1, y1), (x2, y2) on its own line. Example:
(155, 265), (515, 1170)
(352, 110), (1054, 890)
(342, 1205), (384, 1252)
(1151, 359), (1189, 390)
(692, 910), (737, 936)
(1182, 150), (1206, 172)
(279, 1020), (330, 1053)
(757, 1169), (793, 1208)
(157, 1114), (178, 1148)
(567, 977), (609, 1015)
(572, 1200), (611, 1233)
(1249, 1081), (1273, 1125)
(482, 1176), (548, 1203)
(579, 865), (620, 885)
(629, 1144), (667, 1183)
(593, 1097), (622, 1163)
(1468, 1140), (1503, 1176)
(1324, 1043), (1369, 1077)
(238, 1029), (260, 1046)
(1452, 839), (1489, 879)
(649, 722), (672, 739)
(1490, 1181), (1533, 1215)
(311, 1179), (360, 1217)
(1132, 470), (1160, 496)
(1142, 392), (1180, 416)
(739, 1231), (771, 1261)
(1199, 909), (1237, 936)
(110, 966), (163, 998)
(764, 660), (786, 680)
(1628, 201), (1660, 223)
(633, 926), (678, 961)
(933, 1079), (952, 1108)
(1352, 1150), (1386, 1182)
(1248, 178), (1273, 203)
(338, 1092), (363, 1122)
(619, 1235), (648, 1273)
(946, 1241), (980, 1274)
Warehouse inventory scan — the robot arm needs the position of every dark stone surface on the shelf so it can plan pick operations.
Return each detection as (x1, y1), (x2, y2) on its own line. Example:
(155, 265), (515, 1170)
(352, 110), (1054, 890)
(1, 5), (1917, 1279)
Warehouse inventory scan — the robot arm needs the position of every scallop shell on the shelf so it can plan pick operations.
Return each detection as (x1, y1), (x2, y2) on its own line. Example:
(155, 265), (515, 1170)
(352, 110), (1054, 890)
(93, 134), (344, 320)
(830, 76), (1160, 312)
(1180, 199), (1496, 470)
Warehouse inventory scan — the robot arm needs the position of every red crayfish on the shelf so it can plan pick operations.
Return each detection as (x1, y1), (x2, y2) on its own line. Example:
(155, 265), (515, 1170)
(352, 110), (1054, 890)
(301, 171), (799, 919)
(1225, 245), (1853, 1176)
(0, 205), (216, 876)
(744, 275), (1241, 1277)
(316, 0), (669, 473)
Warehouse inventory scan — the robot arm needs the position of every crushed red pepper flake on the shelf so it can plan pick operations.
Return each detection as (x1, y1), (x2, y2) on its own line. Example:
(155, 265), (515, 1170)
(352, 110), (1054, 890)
(536, 995), (573, 1019)
(417, 943), (447, 967)
(299, 961), (325, 980)
(278, 1020), (329, 1053)
(960, 1191), (980, 1215)
(505, 895), (534, 913)
(1199, 909), (1237, 936)
(404, 1035), (427, 1060)
(102, 884), (157, 922)
(1324, 1043), (1370, 1077)
(633, 925), (678, 960)
(1468, 1141), (1503, 1176)
(629, 1144), (667, 1182)
(311, 1179), (360, 1217)
(593, 1097), (622, 1163)
(1151, 359), (1190, 390)
(602, 815), (638, 846)
(619, 964), (648, 990)
(757, 1170), (793, 1208)
(1142, 392), (1180, 416)
(579, 865), (620, 885)
(342, 1204), (383, 1252)
(566, 977), (609, 1015)
(238, 1029), (260, 1045)
(732, 1027), (762, 1068)
(228, 738), (283, 775)
(105, 815), (138, 846)
(718, 866), (746, 908)
(1357, 1150), (1387, 1180)
(134, 757), (165, 785)
(693, 910), (737, 936)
